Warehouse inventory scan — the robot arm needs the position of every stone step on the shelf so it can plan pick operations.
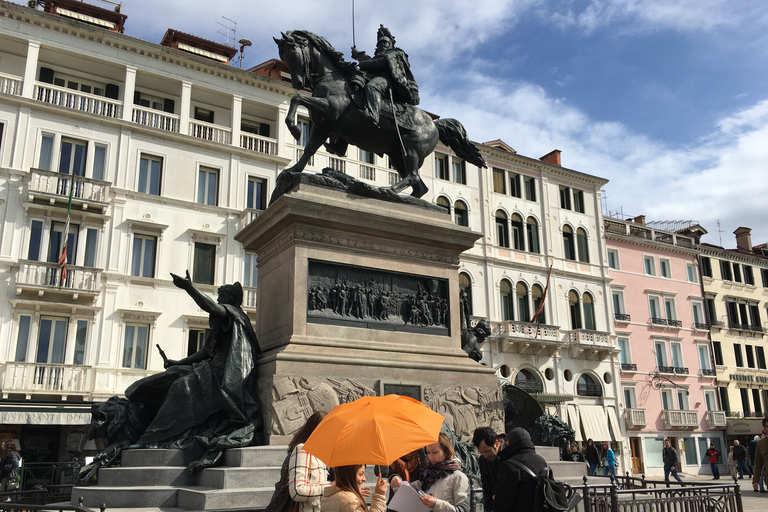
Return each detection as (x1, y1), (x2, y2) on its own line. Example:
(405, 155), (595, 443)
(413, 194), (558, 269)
(176, 486), (275, 510)
(224, 445), (289, 467)
(537, 446), (562, 461)
(99, 466), (195, 487)
(72, 486), (179, 508)
(550, 461), (589, 479)
(198, 466), (282, 489)
(122, 449), (186, 467)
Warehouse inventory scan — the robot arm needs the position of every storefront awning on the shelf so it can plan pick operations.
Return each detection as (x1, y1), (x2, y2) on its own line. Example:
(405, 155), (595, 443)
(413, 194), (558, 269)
(579, 405), (613, 442)
(725, 418), (765, 436)
(567, 404), (583, 442)
(607, 407), (625, 442)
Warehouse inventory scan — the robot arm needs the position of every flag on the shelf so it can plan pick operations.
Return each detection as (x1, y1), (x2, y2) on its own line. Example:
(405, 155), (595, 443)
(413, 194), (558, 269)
(58, 176), (74, 285)
(530, 264), (553, 323)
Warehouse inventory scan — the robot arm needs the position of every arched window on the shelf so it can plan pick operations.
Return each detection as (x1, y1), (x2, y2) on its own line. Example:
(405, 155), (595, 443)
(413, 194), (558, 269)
(459, 272), (473, 316)
(569, 290), (582, 329)
(563, 225), (575, 260)
(583, 292), (596, 330)
(500, 279), (514, 321)
(577, 374), (602, 397)
(515, 369), (543, 393)
(454, 200), (468, 227)
(511, 214), (524, 250)
(516, 282), (530, 323)
(576, 227), (589, 263)
(496, 211), (509, 248)
(532, 284), (545, 324)
(436, 196), (450, 211)
(526, 217), (540, 254)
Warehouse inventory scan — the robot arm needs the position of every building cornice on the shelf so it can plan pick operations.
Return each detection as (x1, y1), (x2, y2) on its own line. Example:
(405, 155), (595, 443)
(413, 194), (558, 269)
(605, 231), (699, 257)
(696, 244), (768, 268)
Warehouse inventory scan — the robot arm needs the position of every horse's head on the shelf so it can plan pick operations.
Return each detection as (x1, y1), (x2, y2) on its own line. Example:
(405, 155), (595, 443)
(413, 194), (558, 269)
(274, 31), (310, 91)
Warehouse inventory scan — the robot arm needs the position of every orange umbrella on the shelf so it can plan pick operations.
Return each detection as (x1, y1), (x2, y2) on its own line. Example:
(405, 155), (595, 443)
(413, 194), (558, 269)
(302, 394), (445, 467)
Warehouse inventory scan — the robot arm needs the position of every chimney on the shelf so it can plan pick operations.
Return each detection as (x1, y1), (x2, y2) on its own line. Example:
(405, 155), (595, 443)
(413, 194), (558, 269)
(632, 215), (646, 226)
(539, 150), (561, 166)
(734, 227), (752, 253)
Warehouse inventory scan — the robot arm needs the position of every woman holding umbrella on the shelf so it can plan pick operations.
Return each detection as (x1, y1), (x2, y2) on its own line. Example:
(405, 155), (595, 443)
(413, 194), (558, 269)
(322, 465), (387, 512)
(391, 433), (470, 512)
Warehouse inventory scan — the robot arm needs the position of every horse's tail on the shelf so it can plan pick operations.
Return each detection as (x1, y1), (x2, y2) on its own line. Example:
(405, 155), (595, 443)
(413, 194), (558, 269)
(434, 118), (487, 169)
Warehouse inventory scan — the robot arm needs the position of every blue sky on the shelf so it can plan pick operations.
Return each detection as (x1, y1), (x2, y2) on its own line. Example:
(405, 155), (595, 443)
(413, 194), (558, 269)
(75, 0), (768, 245)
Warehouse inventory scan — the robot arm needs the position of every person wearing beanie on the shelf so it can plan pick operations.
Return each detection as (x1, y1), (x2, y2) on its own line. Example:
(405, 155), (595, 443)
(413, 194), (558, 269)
(494, 428), (548, 512)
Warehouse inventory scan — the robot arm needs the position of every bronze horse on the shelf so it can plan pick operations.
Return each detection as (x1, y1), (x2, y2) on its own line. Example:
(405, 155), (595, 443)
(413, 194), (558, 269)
(274, 30), (486, 198)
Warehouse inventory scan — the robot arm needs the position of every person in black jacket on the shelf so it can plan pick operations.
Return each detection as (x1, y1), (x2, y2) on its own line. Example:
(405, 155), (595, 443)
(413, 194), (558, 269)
(472, 427), (507, 512)
(662, 439), (684, 487)
(584, 439), (601, 475)
(493, 428), (548, 512)
(733, 439), (751, 479)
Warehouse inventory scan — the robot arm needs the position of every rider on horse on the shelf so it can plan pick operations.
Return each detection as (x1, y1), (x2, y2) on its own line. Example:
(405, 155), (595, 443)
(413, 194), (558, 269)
(351, 25), (420, 127)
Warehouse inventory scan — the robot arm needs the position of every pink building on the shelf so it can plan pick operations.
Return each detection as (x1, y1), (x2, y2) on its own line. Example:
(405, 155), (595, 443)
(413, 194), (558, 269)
(605, 217), (725, 477)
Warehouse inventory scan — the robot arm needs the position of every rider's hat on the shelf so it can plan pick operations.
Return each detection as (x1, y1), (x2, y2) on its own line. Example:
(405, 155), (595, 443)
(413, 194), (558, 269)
(377, 25), (395, 45)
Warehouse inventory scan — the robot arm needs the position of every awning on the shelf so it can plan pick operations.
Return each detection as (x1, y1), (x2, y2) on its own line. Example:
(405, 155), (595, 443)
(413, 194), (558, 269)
(725, 418), (764, 436)
(579, 405), (613, 442)
(567, 404), (583, 442)
(607, 407), (625, 442)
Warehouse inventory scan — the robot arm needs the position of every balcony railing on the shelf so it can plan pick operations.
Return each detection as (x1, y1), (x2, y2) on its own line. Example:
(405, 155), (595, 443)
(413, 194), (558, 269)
(132, 105), (179, 132)
(28, 168), (111, 205)
(569, 329), (611, 345)
(658, 366), (675, 374)
(494, 321), (560, 343)
(710, 320), (724, 328)
(295, 147), (315, 166)
(189, 119), (232, 144)
(667, 319), (682, 328)
(625, 408), (646, 429)
(673, 366), (689, 374)
(328, 157), (346, 173)
(360, 165), (376, 181)
(614, 313), (631, 322)
(237, 208), (264, 231)
(651, 317), (667, 326)
(0, 362), (91, 395)
(620, 363), (637, 371)
(241, 133), (278, 155)
(388, 172), (399, 186)
(577, 383), (603, 397)
(694, 322), (710, 330)
(243, 286), (257, 310)
(15, 260), (101, 293)
(34, 83), (122, 118)
(706, 411), (727, 429)
(662, 409), (699, 429)
(700, 368), (716, 377)
(0, 72), (23, 96)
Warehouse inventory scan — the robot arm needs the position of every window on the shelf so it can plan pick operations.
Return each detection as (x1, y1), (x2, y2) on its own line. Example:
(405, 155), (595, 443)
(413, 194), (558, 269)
(733, 263), (742, 283)
(188, 328), (209, 357)
(659, 258), (671, 278)
(247, 177), (268, 211)
(644, 255), (656, 276)
(762, 268), (768, 288)
(40, 67), (114, 98)
(509, 173), (521, 198)
(459, 272), (473, 315)
(734, 344), (744, 367)
(660, 388), (674, 410)
(655, 340), (669, 367)
(436, 196), (450, 211)
(577, 374), (601, 397)
(612, 290), (625, 316)
(704, 390), (718, 411)
(131, 235), (156, 278)
(670, 341), (684, 369)
(243, 252), (258, 288)
(524, 177), (536, 202)
(563, 226), (575, 260)
(526, 218), (540, 254)
(495, 211), (510, 248)
(73, 320), (87, 365)
(135, 90), (175, 113)
(617, 337), (631, 365)
(48, 220), (78, 266)
(569, 290), (581, 329)
(454, 201), (468, 227)
(576, 228), (589, 263)
(713, 341), (724, 366)
(725, 301), (740, 328)
(692, 301), (705, 327)
(197, 166), (219, 206)
(27, 220), (44, 261)
(58, 138), (87, 177)
(677, 390), (689, 410)
(719, 387), (730, 416)
(559, 186), (571, 210)
(720, 260), (733, 281)
(500, 280), (513, 321)
(15, 316), (32, 362)
(573, 190), (585, 213)
(516, 282), (530, 322)
(492, 168), (506, 193)
(515, 369), (543, 393)
(138, 154), (162, 195)
(649, 295), (661, 321)
(698, 344), (712, 371)
(122, 323), (149, 369)
(741, 388), (751, 416)
(531, 284), (545, 324)
(194, 106), (215, 124)
(436, 154), (449, 181)
(35, 316), (68, 364)
(39, 133), (55, 171)
(704, 298), (717, 325)
(664, 298), (677, 322)
(607, 249), (619, 270)
(452, 159), (466, 184)
(297, 119), (311, 147)
(753, 389), (763, 415)
(700, 256), (713, 278)
(511, 214), (524, 250)
(749, 305), (762, 329)
(686, 263), (698, 283)
(82, 228), (98, 268)
(241, 119), (270, 137)
(744, 265), (754, 285)
(746, 345), (755, 368)
(193, 242), (216, 285)
(757, 346), (767, 370)
(359, 149), (374, 164)
(623, 386), (637, 408)
(583, 292), (596, 330)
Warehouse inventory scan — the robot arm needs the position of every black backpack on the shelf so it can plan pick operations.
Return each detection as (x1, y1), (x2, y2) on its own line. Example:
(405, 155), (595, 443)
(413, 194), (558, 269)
(507, 459), (581, 512)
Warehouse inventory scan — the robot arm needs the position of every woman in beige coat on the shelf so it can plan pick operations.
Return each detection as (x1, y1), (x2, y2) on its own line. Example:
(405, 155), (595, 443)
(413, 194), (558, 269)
(728, 446), (737, 480)
(322, 465), (387, 512)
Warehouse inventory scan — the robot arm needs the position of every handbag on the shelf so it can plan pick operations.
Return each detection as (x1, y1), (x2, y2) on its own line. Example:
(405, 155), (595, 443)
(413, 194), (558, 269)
(264, 463), (298, 512)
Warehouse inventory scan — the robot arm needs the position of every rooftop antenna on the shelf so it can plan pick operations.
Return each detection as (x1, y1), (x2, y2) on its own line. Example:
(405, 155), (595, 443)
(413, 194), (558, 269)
(351, 0), (356, 48)
(717, 219), (723, 246)
(216, 16), (237, 48)
(238, 39), (252, 69)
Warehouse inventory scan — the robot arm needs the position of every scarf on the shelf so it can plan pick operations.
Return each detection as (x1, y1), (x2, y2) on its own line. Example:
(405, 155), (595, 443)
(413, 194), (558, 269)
(762, 428), (768, 438)
(420, 459), (461, 492)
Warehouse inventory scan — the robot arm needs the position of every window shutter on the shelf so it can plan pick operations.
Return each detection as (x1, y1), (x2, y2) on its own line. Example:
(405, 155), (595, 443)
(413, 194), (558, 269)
(163, 98), (175, 113)
(259, 123), (270, 138)
(133, 91), (142, 105)
(39, 67), (54, 84)
(105, 83), (120, 99)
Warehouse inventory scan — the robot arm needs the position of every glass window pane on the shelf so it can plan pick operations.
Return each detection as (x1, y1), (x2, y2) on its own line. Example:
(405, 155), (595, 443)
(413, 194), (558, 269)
(135, 326), (148, 369)
(84, 228), (98, 267)
(73, 143), (87, 176)
(122, 325), (135, 368)
(197, 170), (206, 204)
(193, 243), (216, 284)
(142, 237), (156, 278)
(74, 320), (87, 365)
(15, 315), (31, 362)
(28, 220), (43, 261)
(207, 171), (217, 205)
(138, 158), (148, 193)
(92, 144), (106, 180)
(131, 237), (143, 276)
(39, 134), (54, 171)
(149, 159), (161, 195)
(51, 319), (67, 364)
(58, 141), (73, 174)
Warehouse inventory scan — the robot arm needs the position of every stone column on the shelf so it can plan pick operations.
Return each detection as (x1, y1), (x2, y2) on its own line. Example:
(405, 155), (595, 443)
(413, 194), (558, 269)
(21, 40), (40, 99)
(179, 82), (192, 136)
(122, 66), (137, 122)
(231, 95), (242, 148)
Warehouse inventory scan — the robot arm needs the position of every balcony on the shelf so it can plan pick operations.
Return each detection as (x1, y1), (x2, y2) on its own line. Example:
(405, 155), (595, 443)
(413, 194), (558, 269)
(15, 260), (101, 299)
(189, 119), (231, 144)
(651, 317), (667, 326)
(132, 105), (179, 132)
(694, 322), (710, 331)
(243, 286), (257, 311)
(700, 368), (716, 377)
(658, 366), (675, 374)
(626, 408), (647, 429)
(706, 411), (727, 429)
(0, 362), (91, 398)
(240, 133), (278, 156)
(237, 208), (264, 232)
(493, 321), (561, 355)
(568, 329), (615, 360)
(0, 72), (23, 96)
(620, 363), (637, 371)
(667, 319), (682, 328)
(673, 366), (689, 375)
(663, 409), (699, 430)
(360, 165), (376, 181)
(34, 83), (122, 118)
(650, 317), (681, 328)
(28, 168), (111, 212)
(614, 313), (631, 322)
(328, 157), (346, 173)
(388, 172), (399, 186)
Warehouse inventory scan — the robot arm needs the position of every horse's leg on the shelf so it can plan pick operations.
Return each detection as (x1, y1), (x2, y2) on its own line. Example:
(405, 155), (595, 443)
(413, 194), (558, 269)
(285, 94), (303, 142)
(388, 149), (427, 197)
(284, 125), (329, 174)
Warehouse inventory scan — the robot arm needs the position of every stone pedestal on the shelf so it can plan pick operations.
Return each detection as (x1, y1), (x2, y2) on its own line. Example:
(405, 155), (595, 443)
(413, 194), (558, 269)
(235, 182), (503, 443)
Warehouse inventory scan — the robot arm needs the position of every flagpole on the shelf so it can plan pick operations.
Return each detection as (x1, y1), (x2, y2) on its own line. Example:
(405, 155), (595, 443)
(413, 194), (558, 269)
(59, 175), (74, 287)
(531, 264), (553, 340)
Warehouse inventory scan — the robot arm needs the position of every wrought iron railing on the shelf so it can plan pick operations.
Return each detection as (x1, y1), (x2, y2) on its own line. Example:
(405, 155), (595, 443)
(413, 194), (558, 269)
(614, 313), (631, 322)
(694, 322), (709, 330)
(700, 368), (716, 376)
(673, 366), (688, 374)
(620, 363), (637, 371)
(240, 132), (278, 155)
(667, 319), (683, 328)
(132, 105), (179, 132)
(651, 317), (667, 326)
(34, 83), (121, 118)
(658, 365), (675, 373)
(577, 383), (603, 397)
